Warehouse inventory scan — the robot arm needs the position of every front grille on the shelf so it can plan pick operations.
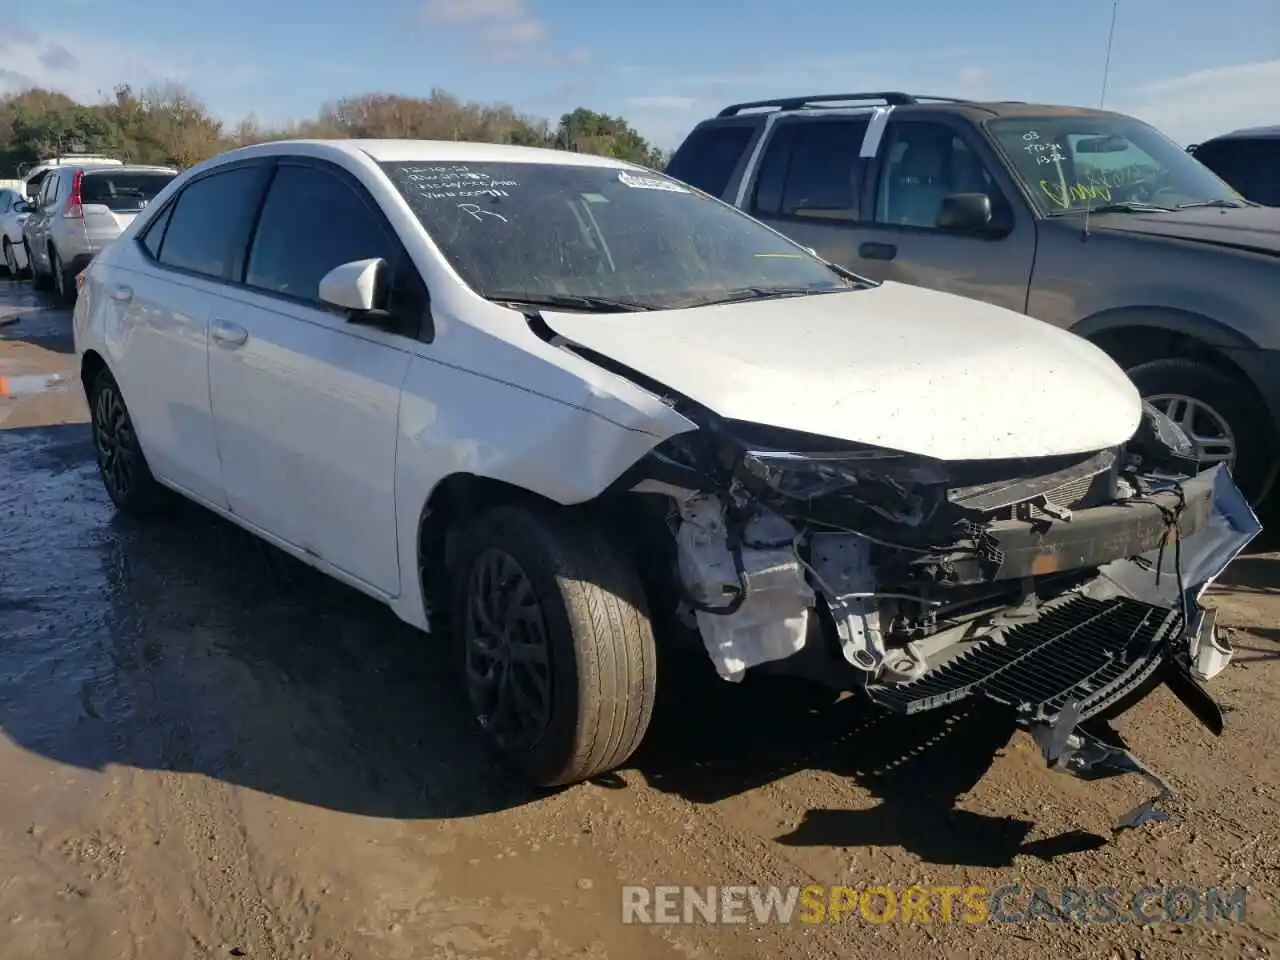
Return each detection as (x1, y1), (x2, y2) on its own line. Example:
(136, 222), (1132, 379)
(867, 596), (1180, 722)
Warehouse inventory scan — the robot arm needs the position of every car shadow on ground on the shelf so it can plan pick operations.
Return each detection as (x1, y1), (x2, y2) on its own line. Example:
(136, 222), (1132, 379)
(0, 424), (538, 823)
(631, 648), (1111, 868)
(0, 423), (1257, 870)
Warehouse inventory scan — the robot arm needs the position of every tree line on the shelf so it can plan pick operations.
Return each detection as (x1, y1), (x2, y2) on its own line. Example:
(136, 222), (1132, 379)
(0, 83), (670, 176)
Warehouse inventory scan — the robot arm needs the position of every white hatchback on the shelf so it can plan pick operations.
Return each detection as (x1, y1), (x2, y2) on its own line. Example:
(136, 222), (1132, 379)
(73, 139), (1258, 825)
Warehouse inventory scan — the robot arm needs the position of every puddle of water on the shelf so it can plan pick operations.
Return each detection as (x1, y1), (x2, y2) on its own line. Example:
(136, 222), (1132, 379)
(0, 373), (71, 398)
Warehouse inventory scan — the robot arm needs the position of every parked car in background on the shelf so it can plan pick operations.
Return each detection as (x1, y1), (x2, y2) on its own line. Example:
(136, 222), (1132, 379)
(18, 154), (123, 200)
(0, 188), (32, 276)
(666, 93), (1280, 504)
(23, 163), (177, 301)
(1188, 126), (1280, 206)
(72, 139), (1258, 831)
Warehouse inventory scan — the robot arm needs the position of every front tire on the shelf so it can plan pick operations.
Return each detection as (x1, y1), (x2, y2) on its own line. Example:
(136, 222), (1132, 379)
(88, 368), (173, 516)
(1129, 357), (1278, 504)
(450, 504), (658, 787)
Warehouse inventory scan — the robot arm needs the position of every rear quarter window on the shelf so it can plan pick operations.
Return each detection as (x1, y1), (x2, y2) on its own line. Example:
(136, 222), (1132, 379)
(665, 124), (755, 198)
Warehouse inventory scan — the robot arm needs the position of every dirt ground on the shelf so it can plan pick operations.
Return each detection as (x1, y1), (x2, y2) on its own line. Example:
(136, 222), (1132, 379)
(1, 275), (1277, 960)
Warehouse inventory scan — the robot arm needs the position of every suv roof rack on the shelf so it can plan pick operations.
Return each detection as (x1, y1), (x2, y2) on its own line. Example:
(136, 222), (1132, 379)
(714, 92), (985, 117)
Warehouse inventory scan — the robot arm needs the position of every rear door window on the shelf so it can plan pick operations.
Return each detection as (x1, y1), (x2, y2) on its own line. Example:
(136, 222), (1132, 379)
(752, 117), (871, 220)
(81, 171), (176, 213)
(665, 124), (755, 197)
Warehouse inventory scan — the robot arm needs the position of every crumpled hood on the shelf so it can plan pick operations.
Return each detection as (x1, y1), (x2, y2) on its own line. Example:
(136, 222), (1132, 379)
(1091, 205), (1280, 255)
(543, 281), (1143, 461)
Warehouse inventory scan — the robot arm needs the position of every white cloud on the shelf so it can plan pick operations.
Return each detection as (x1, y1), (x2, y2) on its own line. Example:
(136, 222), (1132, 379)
(0, 25), (270, 124)
(958, 65), (986, 86)
(0, 29), (193, 103)
(1119, 59), (1280, 144)
(422, 0), (548, 55)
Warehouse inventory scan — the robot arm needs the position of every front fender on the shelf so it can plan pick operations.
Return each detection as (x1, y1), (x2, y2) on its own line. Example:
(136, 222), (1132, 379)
(1071, 306), (1260, 352)
(389, 339), (699, 630)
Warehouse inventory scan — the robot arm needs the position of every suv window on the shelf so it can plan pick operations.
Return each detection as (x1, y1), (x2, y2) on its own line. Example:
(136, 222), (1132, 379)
(1193, 139), (1280, 206)
(155, 166), (265, 279)
(752, 117), (870, 220)
(82, 170), (175, 213)
(875, 122), (1007, 228)
(665, 124), (754, 197)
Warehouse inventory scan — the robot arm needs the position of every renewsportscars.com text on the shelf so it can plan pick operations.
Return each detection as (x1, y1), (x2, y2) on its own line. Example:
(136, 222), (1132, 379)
(621, 884), (1249, 926)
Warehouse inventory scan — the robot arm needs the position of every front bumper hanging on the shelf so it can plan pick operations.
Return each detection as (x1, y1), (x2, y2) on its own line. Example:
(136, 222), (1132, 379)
(869, 465), (1261, 831)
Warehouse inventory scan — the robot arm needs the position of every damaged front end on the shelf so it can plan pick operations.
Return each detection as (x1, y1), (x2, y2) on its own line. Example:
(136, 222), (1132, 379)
(627, 402), (1261, 832)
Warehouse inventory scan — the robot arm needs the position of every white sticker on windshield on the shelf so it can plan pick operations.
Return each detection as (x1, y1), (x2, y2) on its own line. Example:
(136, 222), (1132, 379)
(617, 171), (688, 193)
(582, 192), (609, 203)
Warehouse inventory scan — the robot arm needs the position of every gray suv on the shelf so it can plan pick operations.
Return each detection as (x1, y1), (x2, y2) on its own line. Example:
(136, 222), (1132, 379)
(23, 163), (176, 301)
(667, 92), (1280, 503)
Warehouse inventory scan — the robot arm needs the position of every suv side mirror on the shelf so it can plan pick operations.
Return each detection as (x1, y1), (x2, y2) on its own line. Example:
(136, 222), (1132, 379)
(318, 257), (400, 329)
(936, 192), (995, 233)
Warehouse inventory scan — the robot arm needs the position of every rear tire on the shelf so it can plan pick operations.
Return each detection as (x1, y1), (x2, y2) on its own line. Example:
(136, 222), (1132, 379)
(88, 367), (174, 517)
(51, 247), (74, 303)
(26, 241), (51, 291)
(1128, 357), (1277, 504)
(450, 504), (658, 787)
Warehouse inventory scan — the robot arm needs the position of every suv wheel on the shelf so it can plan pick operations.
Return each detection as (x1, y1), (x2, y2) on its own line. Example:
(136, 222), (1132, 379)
(26, 241), (51, 291)
(51, 248), (74, 302)
(88, 367), (174, 516)
(450, 504), (657, 787)
(1129, 357), (1278, 504)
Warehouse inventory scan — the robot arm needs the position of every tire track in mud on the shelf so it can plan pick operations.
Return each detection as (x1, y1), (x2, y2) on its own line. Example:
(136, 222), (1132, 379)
(108, 769), (327, 960)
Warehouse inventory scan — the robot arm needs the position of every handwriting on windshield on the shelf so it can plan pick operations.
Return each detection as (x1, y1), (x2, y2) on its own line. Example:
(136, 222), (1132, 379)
(398, 165), (520, 201)
(1040, 179), (1112, 209)
(1021, 130), (1067, 167)
(457, 203), (507, 223)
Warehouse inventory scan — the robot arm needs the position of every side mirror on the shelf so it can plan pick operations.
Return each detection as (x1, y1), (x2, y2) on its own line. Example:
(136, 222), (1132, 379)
(936, 192), (995, 233)
(319, 257), (391, 322)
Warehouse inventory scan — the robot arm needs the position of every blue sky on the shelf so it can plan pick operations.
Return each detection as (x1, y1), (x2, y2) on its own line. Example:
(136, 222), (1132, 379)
(2, 0), (1277, 149)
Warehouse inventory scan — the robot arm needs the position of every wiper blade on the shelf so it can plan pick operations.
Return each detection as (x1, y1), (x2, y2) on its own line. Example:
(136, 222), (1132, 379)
(675, 285), (838, 307)
(1078, 201), (1174, 214)
(1176, 198), (1251, 209)
(487, 292), (655, 313)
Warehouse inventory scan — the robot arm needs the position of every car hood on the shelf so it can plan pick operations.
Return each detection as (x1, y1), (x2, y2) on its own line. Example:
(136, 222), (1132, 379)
(542, 281), (1143, 461)
(1090, 205), (1280, 256)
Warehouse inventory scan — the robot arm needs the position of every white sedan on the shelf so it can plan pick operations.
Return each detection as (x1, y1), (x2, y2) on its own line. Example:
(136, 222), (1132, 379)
(72, 139), (1258, 826)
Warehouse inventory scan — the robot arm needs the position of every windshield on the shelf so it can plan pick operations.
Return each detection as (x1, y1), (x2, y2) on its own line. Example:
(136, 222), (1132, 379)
(82, 171), (175, 213)
(987, 115), (1245, 215)
(378, 160), (853, 310)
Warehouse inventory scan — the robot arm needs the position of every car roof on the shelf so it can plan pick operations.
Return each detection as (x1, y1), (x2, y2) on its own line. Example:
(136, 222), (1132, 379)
(209, 138), (637, 170)
(1202, 124), (1280, 142)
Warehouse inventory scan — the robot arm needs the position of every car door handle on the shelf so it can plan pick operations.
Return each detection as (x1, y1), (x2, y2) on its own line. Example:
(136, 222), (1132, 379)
(211, 318), (249, 348)
(109, 284), (133, 303)
(858, 241), (898, 261)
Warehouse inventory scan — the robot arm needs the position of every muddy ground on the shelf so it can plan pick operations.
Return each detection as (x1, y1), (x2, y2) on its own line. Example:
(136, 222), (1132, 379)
(0, 275), (1277, 959)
